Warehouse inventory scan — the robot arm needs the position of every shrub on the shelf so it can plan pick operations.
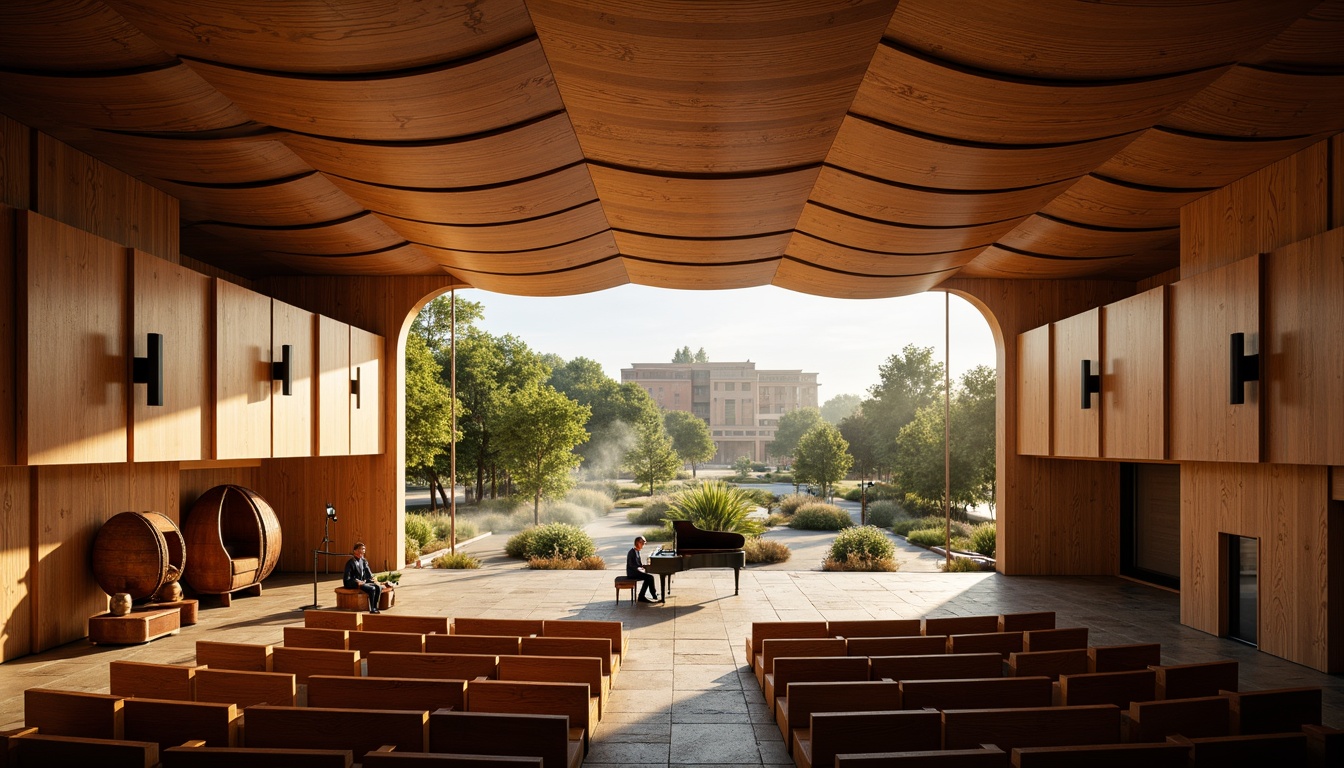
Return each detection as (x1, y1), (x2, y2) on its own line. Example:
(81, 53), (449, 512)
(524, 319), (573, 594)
(524, 522), (596, 560)
(405, 514), (434, 549)
(642, 525), (674, 542)
(772, 473), (794, 484)
(527, 554), (607, 570)
(539, 500), (596, 527)
(504, 527), (536, 559)
(827, 525), (896, 563)
(474, 497), (526, 515)
(566, 487), (614, 514)
(777, 493), (814, 515)
(842, 487), (863, 502)
(740, 488), (778, 512)
(744, 537), (791, 564)
(764, 513), (789, 527)
(823, 552), (898, 572)
(666, 482), (764, 536)
(865, 500), (902, 528)
(476, 509), (532, 533)
(950, 535), (974, 552)
(626, 495), (673, 525)
(404, 538), (419, 564)
(905, 528), (948, 548)
(432, 552), (481, 569)
(891, 516), (972, 538)
(942, 557), (984, 572)
(428, 516), (479, 543)
(789, 502), (853, 531)
(970, 522), (997, 558)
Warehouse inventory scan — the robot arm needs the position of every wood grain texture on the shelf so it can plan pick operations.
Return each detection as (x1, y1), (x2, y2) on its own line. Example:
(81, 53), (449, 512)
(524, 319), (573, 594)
(129, 252), (210, 462)
(451, 259), (628, 296)
(417, 231), (618, 274)
(349, 326), (384, 456)
(0, 206), (14, 465)
(1016, 325), (1051, 457)
(1096, 128), (1326, 191)
(614, 231), (790, 264)
(382, 202), (608, 253)
(55, 129), (313, 185)
(813, 166), (1074, 228)
(196, 213), (406, 256)
(784, 233), (981, 276)
(797, 205), (1018, 256)
(1168, 255), (1261, 463)
(0, 114), (29, 209)
(1051, 309), (1100, 458)
(958, 248), (1135, 280)
(591, 165), (819, 238)
(772, 259), (955, 299)
(271, 300), (314, 459)
(1264, 228), (1344, 465)
(19, 212), (128, 465)
(1101, 287), (1167, 461)
(214, 280), (273, 460)
(1000, 216), (1179, 260)
(0, 465), (31, 661)
(33, 462), (178, 652)
(316, 315), (351, 457)
(1181, 139), (1330, 279)
(1180, 462), (1340, 672)
(1163, 67), (1344, 139)
(623, 258), (777, 291)
(1335, 467), (1344, 502)
(159, 174), (364, 227)
(1041, 177), (1206, 230)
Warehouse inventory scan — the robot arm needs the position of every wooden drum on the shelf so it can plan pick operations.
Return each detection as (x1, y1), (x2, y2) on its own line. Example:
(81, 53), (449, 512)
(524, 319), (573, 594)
(91, 511), (186, 600)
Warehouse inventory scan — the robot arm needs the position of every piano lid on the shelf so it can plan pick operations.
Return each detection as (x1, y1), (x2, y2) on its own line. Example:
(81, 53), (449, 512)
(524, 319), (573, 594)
(672, 520), (746, 555)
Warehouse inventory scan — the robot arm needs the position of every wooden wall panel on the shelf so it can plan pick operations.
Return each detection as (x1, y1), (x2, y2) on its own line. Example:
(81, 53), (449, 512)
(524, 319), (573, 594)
(0, 466), (31, 661)
(349, 326), (384, 456)
(1169, 255), (1261, 463)
(0, 206), (15, 466)
(1016, 325), (1051, 456)
(1181, 462), (1340, 672)
(179, 465), (261, 522)
(32, 462), (178, 652)
(19, 212), (128, 465)
(261, 455), (384, 573)
(0, 115), (29, 209)
(316, 315), (351, 457)
(1051, 308), (1100, 458)
(215, 280), (272, 460)
(1180, 139), (1329, 279)
(942, 278), (1131, 576)
(1102, 287), (1167, 460)
(271, 300), (314, 458)
(130, 251), (210, 462)
(1334, 466), (1344, 502)
(1264, 228), (1344, 465)
(33, 133), (179, 261)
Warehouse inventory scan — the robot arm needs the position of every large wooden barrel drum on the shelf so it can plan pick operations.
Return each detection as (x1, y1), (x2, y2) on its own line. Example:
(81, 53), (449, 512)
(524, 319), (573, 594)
(91, 511), (186, 600)
(183, 485), (282, 597)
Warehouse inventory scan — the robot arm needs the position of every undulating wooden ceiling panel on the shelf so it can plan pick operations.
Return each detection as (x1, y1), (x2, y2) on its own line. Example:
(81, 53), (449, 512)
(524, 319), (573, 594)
(0, 1), (1338, 296)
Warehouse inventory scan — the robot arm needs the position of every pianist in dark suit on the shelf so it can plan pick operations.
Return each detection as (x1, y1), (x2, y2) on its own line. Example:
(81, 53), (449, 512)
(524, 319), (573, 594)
(626, 536), (660, 603)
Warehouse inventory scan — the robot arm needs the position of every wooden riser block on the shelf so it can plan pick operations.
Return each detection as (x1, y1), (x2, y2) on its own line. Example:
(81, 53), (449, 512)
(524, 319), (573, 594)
(89, 608), (180, 645)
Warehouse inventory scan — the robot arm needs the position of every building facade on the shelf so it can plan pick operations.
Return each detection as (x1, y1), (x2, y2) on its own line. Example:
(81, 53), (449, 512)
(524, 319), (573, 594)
(622, 362), (818, 464)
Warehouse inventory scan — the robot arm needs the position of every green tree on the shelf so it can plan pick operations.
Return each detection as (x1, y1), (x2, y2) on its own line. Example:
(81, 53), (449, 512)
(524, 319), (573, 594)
(890, 365), (997, 515)
(732, 455), (753, 479)
(411, 294), (483, 352)
(864, 344), (945, 475)
(838, 407), (883, 482)
(767, 406), (823, 465)
(405, 333), (460, 482)
(495, 383), (591, 523)
(820, 393), (862, 425)
(694, 347), (708, 363)
(664, 410), (715, 477)
(549, 357), (660, 478)
(672, 346), (693, 363)
(792, 423), (854, 500)
(624, 416), (681, 496)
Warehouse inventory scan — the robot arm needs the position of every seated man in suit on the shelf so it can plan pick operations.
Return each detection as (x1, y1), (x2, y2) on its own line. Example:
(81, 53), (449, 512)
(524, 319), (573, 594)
(343, 541), (383, 613)
(626, 536), (660, 604)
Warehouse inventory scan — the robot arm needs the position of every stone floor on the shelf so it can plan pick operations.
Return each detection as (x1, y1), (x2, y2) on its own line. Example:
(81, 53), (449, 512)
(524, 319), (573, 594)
(1, 558), (1341, 765)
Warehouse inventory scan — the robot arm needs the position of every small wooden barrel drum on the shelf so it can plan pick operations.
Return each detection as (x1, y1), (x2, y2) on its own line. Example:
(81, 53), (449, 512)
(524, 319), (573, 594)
(91, 511), (186, 600)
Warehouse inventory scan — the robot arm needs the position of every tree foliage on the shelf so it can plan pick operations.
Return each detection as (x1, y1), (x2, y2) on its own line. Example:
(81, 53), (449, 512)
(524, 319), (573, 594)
(624, 416), (681, 496)
(494, 383), (591, 523)
(820, 393), (862, 425)
(671, 346), (709, 363)
(549, 357), (659, 478)
(665, 481), (763, 536)
(792, 423), (853, 499)
(405, 333), (460, 472)
(663, 410), (716, 476)
(838, 407), (882, 481)
(410, 294), (483, 351)
(767, 406), (823, 464)
(890, 365), (996, 515)
(865, 344), (945, 470)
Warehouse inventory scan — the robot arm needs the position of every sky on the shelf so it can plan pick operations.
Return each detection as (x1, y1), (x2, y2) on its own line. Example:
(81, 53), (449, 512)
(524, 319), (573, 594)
(465, 285), (998, 401)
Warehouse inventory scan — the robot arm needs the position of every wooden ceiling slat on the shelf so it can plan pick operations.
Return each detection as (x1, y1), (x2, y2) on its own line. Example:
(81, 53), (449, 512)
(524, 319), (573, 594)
(1093, 129), (1327, 190)
(418, 231), (619, 274)
(624, 259), (778, 291)
(1160, 67), (1344, 138)
(611, 232), (791, 264)
(279, 114), (585, 188)
(798, 203), (1020, 254)
(590, 166), (819, 238)
(997, 216), (1179, 259)
(378, 202), (609, 253)
(185, 39), (562, 141)
(1242, 5), (1344, 69)
(56, 130), (313, 184)
(324, 166), (596, 226)
(827, 116), (1137, 191)
(886, 0), (1316, 79)
(195, 212), (406, 254)
(0, 66), (247, 132)
(159, 174), (364, 225)
(105, 0), (536, 74)
(786, 233), (981, 276)
(250, 244), (449, 275)
(773, 259), (956, 299)
(958, 246), (1135, 279)
(1039, 177), (1207, 230)
(0, 2), (172, 71)
(853, 46), (1225, 145)
(812, 166), (1075, 228)
(444, 258), (630, 296)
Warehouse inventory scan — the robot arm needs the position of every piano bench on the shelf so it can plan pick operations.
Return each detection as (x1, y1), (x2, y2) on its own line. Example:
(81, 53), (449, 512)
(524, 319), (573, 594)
(614, 577), (638, 604)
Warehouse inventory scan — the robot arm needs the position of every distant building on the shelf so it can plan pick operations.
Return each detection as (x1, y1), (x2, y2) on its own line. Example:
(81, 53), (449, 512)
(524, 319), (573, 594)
(621, 361), (819, 464)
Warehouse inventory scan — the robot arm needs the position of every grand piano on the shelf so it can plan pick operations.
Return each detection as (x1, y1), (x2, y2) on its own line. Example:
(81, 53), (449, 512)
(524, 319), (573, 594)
(645, 520), (747, 599)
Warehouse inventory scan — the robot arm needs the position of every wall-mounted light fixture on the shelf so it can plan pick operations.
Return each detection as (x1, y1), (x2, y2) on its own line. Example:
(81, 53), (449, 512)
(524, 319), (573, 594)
(1080, 359), (1101, 410)
(351, 366), (362, 409)
(132, 332), (164, 407)
(272, 344), (292, 396)
(1229, 332), (1259, 405)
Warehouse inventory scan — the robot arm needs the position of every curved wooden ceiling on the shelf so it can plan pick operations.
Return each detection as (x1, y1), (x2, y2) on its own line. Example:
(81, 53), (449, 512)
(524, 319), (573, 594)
(0, 0), (1340, 298)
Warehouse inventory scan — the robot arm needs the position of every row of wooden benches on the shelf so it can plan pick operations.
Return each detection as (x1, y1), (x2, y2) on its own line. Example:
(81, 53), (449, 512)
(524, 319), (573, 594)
(745, 612), (1061, 662)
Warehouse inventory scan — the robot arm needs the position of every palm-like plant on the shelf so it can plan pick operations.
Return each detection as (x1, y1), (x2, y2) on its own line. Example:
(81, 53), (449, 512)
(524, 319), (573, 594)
(665, 481), (765, 537)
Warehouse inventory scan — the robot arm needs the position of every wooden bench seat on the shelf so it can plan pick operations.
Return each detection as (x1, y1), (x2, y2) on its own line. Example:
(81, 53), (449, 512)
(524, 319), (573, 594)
(271, 646), (361, 684)
(521, 636), (615, 681)
(367, 651), (500, 680)
(1304, 724), (1343, 768)
(308, 675), (467, 713)
(195, 640), (273, 672)
(756, 637), (846, 688)
(1005, 649), (1089, 681)
(122, 698), (239, 748)
(1152, 659), (1237, 699)
(6, 729), (156, 768)
(1126, 695), (1231, 742)
(1088, 643), (1160, 673)
(922, 615), (1000, 636)
(364, 613), (450, 635)
(1168, 731), (1309, 766)
(746, 621), (828, 668)
(466, 679), (595, 752)
(283, 626), (350, 650)
(793, 710), (941, 768)
(1057, 668), (1156, 708)
(765, 655), (869, 715)
(775, 680), (901, 749)
(946, 631), (1024, 658)
(828, 619), (921, 639)
(362, 749), (543, 766)
(304, 609), (362, 631)
(868, 652), (1002, 683)
(835, 745), (1008, 766)
(1021, 627), (1087, 652)
(1010, 741), (1190, 767)
(426, 634), (523, 656)
(1226, 686), (1321, 734)
(542, 619), (628, 658)
(941, 704), (1121, 751)
(350, 630), (427, 655)
(109, 660), (204, 701)
(998, 612), (1055, 633)
(497, 654), (607, 717)
(161, 742), (352, 767)
(194, 668), (296, 708)
(898, 676), (1053, 711)
(452, 618), (544, 637)
(24, 688), (123, 739)
(846, 635), (948, 657)
(243, 705), (428, 759)
(428, 710), (581, 768)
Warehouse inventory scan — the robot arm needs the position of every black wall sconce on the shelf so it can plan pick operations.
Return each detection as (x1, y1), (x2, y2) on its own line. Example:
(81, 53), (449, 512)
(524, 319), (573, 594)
(1229, 332), (1259, 405)
(1080, 359), (1101, 410)
(351, 366), (362, 409)
(132, 332), (164, 407)
(272, 344), (293, 396)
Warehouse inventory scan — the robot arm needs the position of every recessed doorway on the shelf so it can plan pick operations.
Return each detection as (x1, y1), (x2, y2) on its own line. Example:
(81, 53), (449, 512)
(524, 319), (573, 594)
(1226, 535), (1258, 646)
